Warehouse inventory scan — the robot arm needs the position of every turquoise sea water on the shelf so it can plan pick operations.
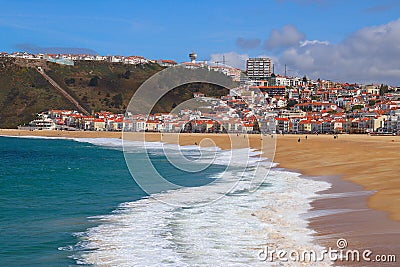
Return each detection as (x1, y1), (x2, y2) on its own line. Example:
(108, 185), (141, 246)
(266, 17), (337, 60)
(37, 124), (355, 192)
(0, 136), (333, 266)
(0, 136), (220, 266)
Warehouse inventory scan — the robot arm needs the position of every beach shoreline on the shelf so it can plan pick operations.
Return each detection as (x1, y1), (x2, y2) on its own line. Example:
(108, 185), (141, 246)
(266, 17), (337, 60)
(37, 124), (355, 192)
(1, 129), (399, 265)
(1, 129), (399, 220)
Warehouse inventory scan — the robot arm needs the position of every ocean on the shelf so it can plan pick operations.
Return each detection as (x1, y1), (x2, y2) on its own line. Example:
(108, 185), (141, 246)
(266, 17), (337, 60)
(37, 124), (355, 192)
(0, 136), (332, 266)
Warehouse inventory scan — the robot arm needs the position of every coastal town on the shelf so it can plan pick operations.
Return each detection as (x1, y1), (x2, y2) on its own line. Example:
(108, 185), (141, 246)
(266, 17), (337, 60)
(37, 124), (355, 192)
(6, 51), (399, 135)
(2, 3), (400, 266)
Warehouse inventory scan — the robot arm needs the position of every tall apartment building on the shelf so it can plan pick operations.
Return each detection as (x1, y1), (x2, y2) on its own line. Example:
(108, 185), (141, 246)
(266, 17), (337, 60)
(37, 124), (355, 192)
(246, 57), (272, 80)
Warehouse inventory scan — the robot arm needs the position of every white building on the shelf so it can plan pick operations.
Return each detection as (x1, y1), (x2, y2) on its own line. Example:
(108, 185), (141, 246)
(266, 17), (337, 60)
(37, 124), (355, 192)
(246, 57), (272, 80)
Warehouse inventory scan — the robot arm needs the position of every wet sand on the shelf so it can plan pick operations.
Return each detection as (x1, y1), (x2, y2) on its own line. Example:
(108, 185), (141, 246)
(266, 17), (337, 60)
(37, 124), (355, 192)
(308, 175), (399, 265)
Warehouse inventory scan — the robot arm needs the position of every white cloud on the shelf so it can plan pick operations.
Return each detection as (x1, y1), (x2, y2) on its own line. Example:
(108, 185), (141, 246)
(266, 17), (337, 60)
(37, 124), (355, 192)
(299, 40), (329, 47)
(210, 52), (249, 69)
(280, 18), (400, 85)
(264, 25), (305, 50)
(215, 19), (400, 85)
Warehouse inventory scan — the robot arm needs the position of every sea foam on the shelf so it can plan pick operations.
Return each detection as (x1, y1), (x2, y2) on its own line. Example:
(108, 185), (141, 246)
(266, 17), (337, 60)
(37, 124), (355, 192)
(67, 138), (333, 266)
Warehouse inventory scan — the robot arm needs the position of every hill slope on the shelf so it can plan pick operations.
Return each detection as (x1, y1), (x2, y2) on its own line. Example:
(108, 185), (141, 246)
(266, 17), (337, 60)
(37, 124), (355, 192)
(0, 58), (232, 128)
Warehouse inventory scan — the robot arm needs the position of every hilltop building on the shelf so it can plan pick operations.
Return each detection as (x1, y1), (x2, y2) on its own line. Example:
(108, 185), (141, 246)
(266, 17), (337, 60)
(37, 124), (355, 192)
(246, 57), (272, 80)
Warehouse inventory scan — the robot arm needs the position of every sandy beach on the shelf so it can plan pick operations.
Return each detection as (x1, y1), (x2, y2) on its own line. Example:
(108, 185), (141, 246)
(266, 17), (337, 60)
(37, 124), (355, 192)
(1, 129), (399, 263)
(271, 134), (400, 264)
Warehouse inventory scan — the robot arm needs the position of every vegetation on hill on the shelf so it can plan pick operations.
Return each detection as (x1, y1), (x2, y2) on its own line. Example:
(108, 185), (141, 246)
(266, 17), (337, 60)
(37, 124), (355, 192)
(0, 58), (75, 128)
(45, 60), (164, 114)
(0, 58), (232, 128)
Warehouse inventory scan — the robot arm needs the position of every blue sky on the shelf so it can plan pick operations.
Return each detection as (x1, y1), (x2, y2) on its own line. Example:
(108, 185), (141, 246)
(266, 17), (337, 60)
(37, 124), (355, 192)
(1, 0), (400, 84)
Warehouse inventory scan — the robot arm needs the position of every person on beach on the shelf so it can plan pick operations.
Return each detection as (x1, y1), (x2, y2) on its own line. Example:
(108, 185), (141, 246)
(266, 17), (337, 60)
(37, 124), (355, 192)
(305, 135), (307, 140)
(298, 138), (301, 142)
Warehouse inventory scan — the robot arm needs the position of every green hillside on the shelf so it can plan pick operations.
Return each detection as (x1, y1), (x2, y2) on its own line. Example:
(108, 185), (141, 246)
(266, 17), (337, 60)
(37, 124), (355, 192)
(0, 58), (232, 128)
(0, 58), (75, 128)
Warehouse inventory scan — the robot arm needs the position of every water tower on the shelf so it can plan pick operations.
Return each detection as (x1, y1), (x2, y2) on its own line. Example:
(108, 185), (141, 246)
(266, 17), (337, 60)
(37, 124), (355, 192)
(189, 52), (197, 63)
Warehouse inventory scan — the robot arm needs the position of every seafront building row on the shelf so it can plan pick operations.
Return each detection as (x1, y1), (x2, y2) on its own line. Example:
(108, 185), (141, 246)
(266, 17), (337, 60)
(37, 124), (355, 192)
(23, 84), (400, 135)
